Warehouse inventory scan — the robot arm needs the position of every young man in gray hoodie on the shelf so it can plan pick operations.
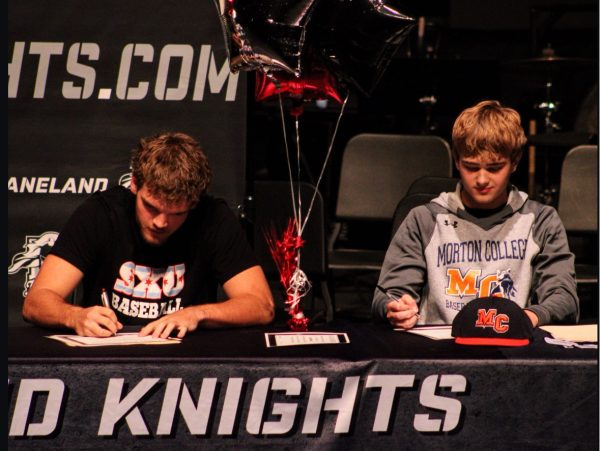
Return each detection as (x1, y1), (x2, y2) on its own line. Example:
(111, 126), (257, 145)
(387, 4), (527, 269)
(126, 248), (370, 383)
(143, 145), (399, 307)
(373, 100), (579, 329)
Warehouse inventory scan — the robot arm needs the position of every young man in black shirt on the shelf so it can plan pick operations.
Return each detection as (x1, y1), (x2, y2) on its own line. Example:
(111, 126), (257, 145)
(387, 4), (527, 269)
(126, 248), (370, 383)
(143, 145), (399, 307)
(23, 132), (274, 338)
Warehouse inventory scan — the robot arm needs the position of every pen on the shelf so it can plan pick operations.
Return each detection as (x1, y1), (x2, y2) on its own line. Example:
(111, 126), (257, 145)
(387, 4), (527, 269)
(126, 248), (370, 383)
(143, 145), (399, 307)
(100, 288), (117, 336)
(100, 288), (111, 309)
(376, 285), (421, 319)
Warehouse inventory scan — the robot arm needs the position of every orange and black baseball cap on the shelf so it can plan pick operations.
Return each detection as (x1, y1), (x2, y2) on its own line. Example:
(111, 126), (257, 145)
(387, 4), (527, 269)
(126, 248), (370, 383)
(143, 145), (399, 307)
(451, 297), (534, 347)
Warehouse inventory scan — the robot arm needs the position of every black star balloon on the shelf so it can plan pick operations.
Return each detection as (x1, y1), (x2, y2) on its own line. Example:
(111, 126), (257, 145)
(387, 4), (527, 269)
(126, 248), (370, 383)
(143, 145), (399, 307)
(218, 0), (319, 76)
(216, 0), (415, 98)
(306, 0), (415, 96)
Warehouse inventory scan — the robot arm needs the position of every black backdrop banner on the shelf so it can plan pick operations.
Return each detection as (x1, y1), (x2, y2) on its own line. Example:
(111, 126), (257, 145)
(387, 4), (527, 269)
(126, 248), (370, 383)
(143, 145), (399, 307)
(8, 0), (247, 324)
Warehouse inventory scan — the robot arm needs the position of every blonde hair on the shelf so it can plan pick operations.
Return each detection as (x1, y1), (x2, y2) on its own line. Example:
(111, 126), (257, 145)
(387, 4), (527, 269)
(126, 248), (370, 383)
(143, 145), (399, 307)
(130, 132), (212, 204)
(452, 100), (527, 162)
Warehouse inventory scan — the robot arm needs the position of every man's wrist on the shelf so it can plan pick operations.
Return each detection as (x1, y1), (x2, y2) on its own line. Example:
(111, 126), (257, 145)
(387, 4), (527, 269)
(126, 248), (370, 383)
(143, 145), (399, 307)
(192, 306), (209, 325)
(64, 304), (83, 330)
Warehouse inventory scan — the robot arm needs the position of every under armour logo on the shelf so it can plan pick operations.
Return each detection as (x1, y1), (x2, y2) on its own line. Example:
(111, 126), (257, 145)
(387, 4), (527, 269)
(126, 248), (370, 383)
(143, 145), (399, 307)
(444, 220), (458, 228)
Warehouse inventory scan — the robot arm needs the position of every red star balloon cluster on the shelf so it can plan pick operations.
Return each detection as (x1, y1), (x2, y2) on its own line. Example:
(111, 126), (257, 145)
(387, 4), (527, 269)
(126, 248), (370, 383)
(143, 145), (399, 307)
(214, 1), (415, 330)
(217, 0), (415, 105)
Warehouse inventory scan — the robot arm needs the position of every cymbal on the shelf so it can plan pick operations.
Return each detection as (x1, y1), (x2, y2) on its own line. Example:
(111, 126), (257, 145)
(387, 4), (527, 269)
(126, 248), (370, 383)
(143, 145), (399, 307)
(503, 56), (595, 67)
(500, 56), (596, 87)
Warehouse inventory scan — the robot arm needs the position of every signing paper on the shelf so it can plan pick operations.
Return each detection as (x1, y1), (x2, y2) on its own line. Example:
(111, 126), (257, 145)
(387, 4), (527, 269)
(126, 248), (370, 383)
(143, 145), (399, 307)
(395, 325), (454, 340)
(47, 332), (181, 347)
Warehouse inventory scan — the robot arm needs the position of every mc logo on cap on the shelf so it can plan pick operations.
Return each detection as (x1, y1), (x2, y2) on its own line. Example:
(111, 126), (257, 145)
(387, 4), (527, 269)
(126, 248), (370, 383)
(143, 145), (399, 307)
(452, 297), (533, 346)
(475, 308), (509, 333)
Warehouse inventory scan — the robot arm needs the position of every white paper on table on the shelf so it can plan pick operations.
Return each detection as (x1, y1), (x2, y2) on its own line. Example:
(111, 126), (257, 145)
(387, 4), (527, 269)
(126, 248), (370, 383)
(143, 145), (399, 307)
(46, 332), (182, 347)
(265, 332), (350, 347)
(540, 324), (598, 343)
(394, 325), (454, 340)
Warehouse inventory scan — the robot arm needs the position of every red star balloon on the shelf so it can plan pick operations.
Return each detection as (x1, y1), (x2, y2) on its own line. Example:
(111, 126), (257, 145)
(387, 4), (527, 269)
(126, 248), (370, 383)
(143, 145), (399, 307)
(255, 66), (344, 115)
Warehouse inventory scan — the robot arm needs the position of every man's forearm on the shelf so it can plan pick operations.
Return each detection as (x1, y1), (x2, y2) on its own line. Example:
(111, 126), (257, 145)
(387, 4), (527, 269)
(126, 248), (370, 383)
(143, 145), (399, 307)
(191, 294), (274, 328)
(22, 288), (81, 330)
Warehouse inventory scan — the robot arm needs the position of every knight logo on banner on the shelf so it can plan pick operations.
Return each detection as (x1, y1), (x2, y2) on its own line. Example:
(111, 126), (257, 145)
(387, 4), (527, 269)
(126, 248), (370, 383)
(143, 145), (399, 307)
(8, 231), (59, 297)
(8, 174), (136, 298)
(119, 172), (132, 189)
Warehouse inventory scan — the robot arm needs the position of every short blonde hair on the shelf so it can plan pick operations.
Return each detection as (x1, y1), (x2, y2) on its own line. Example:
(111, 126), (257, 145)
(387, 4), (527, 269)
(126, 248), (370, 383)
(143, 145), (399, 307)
(452, 100), (527, 162)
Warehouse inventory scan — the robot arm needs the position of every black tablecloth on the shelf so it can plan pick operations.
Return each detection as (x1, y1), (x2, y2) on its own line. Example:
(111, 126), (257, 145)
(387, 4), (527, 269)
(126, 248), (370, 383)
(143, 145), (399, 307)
(8, 321), (598, 450)
(8, 320), (597, 362)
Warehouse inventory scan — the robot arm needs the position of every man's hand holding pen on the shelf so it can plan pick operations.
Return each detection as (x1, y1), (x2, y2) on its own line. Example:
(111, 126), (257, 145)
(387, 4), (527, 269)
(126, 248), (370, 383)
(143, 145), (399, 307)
(67, 304), (123, 337)
(377, 285), (420, 330)
(88, 288), (122, 337)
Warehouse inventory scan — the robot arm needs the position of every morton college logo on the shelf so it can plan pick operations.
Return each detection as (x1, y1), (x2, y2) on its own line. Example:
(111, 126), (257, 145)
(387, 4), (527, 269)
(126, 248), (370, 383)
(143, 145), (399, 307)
(445, 268), (517, 300)
(8, 231), (58, 297)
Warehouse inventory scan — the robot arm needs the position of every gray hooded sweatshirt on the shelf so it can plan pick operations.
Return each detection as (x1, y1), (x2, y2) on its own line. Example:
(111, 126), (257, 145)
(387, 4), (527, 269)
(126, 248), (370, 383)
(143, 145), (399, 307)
(373, 184), (579, 326)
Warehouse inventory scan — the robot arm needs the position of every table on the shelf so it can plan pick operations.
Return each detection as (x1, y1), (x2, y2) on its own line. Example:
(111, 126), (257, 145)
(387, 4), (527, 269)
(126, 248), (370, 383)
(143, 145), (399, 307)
(8, 320), (598, 450)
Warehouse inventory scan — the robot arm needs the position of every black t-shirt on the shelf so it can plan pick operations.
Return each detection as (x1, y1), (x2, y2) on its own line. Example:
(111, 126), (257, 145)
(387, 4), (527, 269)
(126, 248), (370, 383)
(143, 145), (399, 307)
(50, 186), (257, 325)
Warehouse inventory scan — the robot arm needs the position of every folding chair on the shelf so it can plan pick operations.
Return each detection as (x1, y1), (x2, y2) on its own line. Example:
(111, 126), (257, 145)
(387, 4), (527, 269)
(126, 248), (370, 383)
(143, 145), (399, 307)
(328, 133), (452, 318)
(329, 134), (453, 271)
(557, 145), (598, 321)
(557, 145), (598, 282)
